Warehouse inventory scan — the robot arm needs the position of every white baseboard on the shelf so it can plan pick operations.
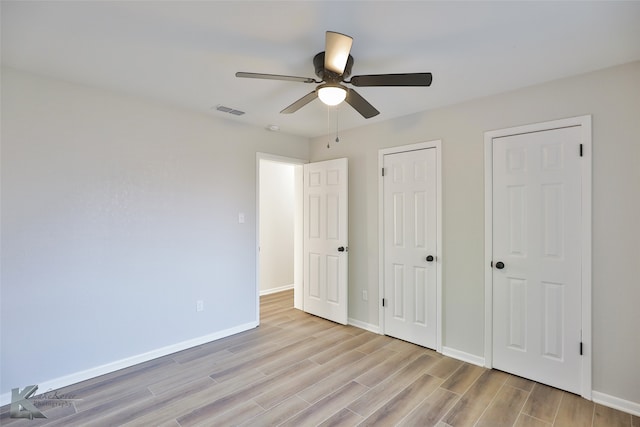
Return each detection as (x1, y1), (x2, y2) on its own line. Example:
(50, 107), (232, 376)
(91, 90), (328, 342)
(592, 391), (640, 417)
(442, 346), (486, 367)
(0, 321), (258, 406)
(259, 284), (294, 296)
(348, 318), (380, 334)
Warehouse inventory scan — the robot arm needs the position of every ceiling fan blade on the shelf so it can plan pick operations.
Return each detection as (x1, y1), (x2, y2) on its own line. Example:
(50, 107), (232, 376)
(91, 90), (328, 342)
(350, 73), (433, 87)
(236, 72), (317, 84)
(345, 88), (379, 119)
(325, 31), (353, 75)
(280, 91), (318, 114)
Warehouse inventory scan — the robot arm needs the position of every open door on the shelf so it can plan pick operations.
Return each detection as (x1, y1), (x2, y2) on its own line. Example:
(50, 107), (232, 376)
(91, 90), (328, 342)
(303, 158), (348, 324)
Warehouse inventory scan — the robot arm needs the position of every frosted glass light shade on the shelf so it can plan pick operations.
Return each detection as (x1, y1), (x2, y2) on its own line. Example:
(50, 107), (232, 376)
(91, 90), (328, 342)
(318, 86), (347, 106)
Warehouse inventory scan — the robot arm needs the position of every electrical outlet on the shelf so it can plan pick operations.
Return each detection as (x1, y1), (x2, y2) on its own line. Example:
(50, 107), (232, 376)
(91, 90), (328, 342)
(362, 290), (368, 301)
(238, 212), (245, 223)
(196, 300), (204, 312)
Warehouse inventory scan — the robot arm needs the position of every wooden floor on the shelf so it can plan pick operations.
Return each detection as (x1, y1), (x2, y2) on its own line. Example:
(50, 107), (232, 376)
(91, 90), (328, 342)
(2, 290), (638, 426)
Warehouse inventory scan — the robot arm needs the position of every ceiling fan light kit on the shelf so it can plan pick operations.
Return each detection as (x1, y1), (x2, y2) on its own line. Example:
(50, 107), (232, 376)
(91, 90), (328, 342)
(236, 31), (432, 119)
(317, 84), (347, 106)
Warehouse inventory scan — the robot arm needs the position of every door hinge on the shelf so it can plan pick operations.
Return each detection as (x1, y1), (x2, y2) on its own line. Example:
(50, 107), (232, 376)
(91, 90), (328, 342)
(580, 341), (583, 355)
(381, 167), (385, 177)
(579, 144), (583, 157)
(382, 298), (386, 307)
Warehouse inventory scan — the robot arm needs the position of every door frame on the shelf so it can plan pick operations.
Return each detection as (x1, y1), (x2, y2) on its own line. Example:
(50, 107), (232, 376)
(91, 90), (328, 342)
(256, 152), (306, 322)
(378, 140), (443, 352)
(483, 115), (592, 399)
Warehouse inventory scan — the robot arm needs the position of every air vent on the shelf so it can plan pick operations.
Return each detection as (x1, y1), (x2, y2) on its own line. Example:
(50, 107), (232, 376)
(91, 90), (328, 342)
(215, 105), (245, 116)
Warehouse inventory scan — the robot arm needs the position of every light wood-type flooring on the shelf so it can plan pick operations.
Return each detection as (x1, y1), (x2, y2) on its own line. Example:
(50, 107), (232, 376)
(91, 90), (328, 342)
(2, 290), (638, 426)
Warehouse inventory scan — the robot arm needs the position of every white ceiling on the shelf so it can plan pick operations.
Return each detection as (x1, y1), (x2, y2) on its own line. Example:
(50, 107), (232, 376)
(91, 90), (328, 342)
(3, 1), (640, 138)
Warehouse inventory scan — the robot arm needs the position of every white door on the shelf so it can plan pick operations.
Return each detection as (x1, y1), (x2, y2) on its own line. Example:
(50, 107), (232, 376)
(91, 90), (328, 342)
(492, 126), (583, 393)
(383, 148), (438, 349)
(303, 158), (348, 324)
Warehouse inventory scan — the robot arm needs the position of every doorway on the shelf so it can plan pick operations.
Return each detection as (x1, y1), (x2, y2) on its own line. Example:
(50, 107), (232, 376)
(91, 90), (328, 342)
(484, 116), (592, 399)
(257, 153), (305, 317)
(257, 154), (350, 326)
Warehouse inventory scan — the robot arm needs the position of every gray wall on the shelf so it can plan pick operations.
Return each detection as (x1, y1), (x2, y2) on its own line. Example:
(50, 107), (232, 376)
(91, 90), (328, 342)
(309, 61), (640, 405)
(0, 68), (309, 396)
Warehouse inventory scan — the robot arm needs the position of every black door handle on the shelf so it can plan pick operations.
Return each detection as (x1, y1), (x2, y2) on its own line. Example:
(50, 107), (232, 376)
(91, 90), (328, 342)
(495, 261), (505, 269)
(338, 246), (346, 252)
(426, 255), (434, 262)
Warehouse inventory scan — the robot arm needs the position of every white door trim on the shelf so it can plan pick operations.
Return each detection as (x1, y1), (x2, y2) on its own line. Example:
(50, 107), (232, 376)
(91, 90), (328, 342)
(483, 116), (592, 399)
(256, 152), (306, 322)
(378, 140), (442, 352)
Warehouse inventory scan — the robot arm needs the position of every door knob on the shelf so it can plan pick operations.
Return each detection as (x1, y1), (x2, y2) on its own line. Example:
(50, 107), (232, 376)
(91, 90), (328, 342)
(426, 255), (434, 262)
(338, 246), (346, 252)
(495, 261), (505, 269)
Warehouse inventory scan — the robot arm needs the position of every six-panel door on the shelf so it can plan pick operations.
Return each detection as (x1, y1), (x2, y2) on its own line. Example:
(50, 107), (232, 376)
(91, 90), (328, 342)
(303, 158), (348, 325)
(492, 126), (582, 394)
(383, 148), (438, 349)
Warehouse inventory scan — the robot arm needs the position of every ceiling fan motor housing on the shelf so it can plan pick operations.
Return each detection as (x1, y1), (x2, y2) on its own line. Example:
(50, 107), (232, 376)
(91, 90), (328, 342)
(314, 52), (354, 82)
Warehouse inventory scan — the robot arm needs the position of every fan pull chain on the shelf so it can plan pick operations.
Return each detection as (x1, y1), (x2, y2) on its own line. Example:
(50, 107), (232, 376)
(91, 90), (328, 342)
(327, 105), (331, 148)
(335, 105), (340, 144)
(326, 106), (342, 149)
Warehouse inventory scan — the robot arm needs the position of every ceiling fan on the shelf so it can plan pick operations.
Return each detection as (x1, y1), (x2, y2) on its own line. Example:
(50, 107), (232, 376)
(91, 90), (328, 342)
(236, 31), (433, 119)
